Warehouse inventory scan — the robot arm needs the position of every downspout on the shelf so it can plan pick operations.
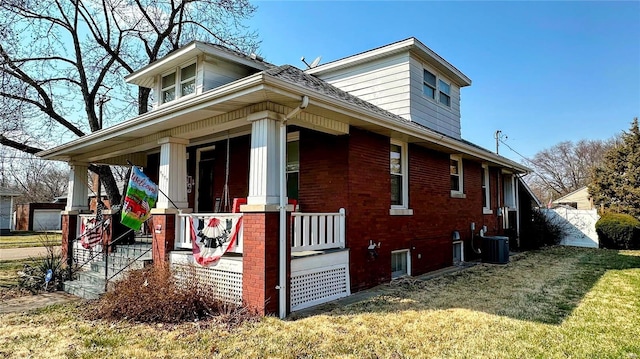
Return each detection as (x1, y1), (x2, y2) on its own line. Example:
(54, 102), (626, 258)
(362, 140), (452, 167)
(278, 95), (309, 319)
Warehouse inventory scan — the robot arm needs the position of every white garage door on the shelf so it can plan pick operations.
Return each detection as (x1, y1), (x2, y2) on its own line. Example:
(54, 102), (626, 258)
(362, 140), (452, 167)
(0, 197), (12, 230)
(33, 209), (62, 231)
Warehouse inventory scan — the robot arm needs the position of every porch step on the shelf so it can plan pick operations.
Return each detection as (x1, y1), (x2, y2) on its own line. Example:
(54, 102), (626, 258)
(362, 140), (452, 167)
(64, 243), (152, 300)
(63, 279), (105, 300)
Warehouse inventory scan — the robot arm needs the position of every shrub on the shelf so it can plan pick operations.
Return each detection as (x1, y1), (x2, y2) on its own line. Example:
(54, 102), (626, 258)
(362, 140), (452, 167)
(18, 241), (70, 293)
(595, 213), (640, 249)
(92, 265), (257, 326)
(520, 209), (565, 250)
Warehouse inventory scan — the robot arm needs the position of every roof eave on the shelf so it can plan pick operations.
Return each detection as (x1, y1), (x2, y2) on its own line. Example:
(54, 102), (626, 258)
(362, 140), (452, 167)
(306, 37), (471, 87)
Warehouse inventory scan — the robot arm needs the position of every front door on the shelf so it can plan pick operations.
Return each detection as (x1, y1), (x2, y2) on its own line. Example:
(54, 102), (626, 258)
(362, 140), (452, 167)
(196, 147), (215, 212)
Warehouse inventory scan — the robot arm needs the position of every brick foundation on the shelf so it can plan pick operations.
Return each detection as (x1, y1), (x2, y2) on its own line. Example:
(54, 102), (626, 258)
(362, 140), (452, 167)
(61, 212), (78, 264)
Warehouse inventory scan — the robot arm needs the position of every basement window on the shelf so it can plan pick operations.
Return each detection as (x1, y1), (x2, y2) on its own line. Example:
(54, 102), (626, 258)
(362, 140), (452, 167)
(391, 250), (411, 278)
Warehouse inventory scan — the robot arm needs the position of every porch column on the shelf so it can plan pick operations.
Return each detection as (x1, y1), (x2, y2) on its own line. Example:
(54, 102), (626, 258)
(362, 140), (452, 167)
(66, 162), (89, 212)
(152, 137), (189, 266)
(247, 112), (281, 207)
(242, 111), (287, 315)
(157, 137), (189, 209)
(62, 162), (88, 272)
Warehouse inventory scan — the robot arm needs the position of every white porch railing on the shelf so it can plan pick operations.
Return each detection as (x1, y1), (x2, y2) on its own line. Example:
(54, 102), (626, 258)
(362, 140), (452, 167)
(176, 213), (243, 253)
(291, 208), (346, 252)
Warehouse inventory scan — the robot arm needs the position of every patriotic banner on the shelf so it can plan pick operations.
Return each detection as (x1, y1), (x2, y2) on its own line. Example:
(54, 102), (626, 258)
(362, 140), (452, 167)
(189, 215), (242, 266)
(80, 217), (110, 249)
(121, 166), (158, 231)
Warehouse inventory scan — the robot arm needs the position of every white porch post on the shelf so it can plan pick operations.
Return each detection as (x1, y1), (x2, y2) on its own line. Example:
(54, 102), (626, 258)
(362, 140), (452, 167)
(247, 112), (281, 207)
(157, 137), (189, 210)
(66, 162), (89, 211)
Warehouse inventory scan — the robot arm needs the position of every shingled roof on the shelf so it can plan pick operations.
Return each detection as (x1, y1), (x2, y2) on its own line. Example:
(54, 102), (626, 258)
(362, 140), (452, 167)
(264, 65), (503, 161)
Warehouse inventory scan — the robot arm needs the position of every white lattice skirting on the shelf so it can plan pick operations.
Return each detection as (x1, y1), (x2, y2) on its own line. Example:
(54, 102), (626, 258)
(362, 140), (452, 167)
(170, 253), (243, 305)
(290, 250), (351, 311)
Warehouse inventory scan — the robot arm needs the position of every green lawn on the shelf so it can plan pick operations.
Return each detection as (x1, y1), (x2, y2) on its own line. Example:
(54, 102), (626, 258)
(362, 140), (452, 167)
(0, 232), (61, 249)
(0, 246), (639, 358)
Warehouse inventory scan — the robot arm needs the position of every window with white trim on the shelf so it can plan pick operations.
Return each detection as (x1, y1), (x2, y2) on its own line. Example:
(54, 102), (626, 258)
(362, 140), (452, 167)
(439, 79), (451, 107)
(390, 140), (408, 208)
(287, 132), (300, 200)
(482, 164), (491, 213)
(450, 155), (464, 196)
(391, 249), (411, 278)
(423, 70), (436, 99)
(161, 62), (197, 104)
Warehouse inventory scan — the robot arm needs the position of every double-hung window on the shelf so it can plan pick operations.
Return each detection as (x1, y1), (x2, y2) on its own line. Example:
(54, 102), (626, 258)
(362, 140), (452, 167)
(482, 164), (492, 213)
(439, 79), (451, 107)
(286, 132), (300, 200)
(161, 62), (196, 104)
(390, 140), (413, 215)
(423, 70), (436, 99)
(450, 155), (464, 197)
(180, 63), (196, 97)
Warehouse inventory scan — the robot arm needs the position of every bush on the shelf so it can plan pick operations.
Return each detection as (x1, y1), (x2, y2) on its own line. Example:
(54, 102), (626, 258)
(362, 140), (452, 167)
(595, 213), (640, 249)
(520, 209), (565, 250)
(92, 265), (257, 326)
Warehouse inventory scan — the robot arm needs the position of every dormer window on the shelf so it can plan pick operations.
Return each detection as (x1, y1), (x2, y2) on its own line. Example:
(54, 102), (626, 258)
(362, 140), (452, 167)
(161, 62), (196, 104)
(439, 79), (451, 107)
(180, 63), (196, 96)
(161, 73), (176, 103)
(423, 70), (436, 99)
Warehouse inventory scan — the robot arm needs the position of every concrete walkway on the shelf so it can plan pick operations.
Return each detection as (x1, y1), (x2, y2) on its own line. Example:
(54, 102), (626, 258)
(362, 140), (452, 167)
(0, 292), (79, 314)
(0, 246), (60, 261)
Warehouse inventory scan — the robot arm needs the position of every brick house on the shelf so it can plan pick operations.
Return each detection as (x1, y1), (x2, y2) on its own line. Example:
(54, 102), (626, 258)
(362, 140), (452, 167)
(39, 38), (531, 317)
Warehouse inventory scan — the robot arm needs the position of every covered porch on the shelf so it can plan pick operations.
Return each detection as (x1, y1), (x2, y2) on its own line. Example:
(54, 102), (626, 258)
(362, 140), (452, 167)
(44, 92), (353, 316)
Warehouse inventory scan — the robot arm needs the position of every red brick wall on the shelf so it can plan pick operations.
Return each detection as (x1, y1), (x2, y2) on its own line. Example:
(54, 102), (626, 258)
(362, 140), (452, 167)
(302, 127), (507, 292)
(298, 129), (349, 213)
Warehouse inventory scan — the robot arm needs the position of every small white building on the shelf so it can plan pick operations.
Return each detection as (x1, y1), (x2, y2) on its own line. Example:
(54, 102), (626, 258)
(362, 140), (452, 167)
(0, 189), (22, 234)
(552, 186), (593, 210)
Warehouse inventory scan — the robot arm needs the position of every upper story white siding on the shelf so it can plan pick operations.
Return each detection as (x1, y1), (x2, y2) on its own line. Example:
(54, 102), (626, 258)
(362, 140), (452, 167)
(314, 53), (412, 120)
(308, 38), (470, 139)
(409, 56), (462, 138)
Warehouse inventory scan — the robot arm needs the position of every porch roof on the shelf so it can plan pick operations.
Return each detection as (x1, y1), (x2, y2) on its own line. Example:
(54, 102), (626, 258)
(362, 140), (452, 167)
(38, 64), (529, 173)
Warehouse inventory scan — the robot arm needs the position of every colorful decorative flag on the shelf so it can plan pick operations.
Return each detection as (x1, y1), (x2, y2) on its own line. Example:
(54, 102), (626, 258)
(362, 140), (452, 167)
(80, 216), (109, 249)
(189, 215), (243, 266)
(121, 166), (158, 230)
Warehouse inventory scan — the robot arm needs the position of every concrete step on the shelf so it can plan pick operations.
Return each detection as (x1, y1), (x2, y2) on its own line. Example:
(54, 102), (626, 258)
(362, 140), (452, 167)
(64, 279), (105, 300)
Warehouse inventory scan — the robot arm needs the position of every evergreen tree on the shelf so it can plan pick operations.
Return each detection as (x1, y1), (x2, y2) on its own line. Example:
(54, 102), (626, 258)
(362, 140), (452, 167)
(590, 118), (640, 217)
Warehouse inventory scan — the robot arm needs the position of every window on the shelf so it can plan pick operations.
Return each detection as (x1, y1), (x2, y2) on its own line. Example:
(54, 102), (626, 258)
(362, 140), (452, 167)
(161, 62), (196, 104)
(391, 250), (411, 278)
(439, 79), (451, 107)
(287, 132), (300, 200)
(503, 173), (516, 208)
(161, 73), (176, 103)
(482, 164), (492, 213)
(450, 155), (464, 197)
(180, 63), (196, 96)
(423, 69), (436, 99)
(390, 140), (409, 209)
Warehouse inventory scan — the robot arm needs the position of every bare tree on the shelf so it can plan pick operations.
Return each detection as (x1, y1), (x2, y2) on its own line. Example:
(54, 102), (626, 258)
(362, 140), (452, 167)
(2, 150), (69, 203)
(525, 139), (614, 202)
(0, 0), (258, 206)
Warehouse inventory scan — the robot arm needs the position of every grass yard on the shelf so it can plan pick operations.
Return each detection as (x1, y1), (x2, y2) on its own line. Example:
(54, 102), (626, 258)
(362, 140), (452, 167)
(0, 232), (61, 249)
(0, 246), (639, 358)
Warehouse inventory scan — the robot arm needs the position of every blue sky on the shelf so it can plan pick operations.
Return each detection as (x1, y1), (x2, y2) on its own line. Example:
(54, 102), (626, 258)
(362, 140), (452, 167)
(248, 1), (640, 163)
